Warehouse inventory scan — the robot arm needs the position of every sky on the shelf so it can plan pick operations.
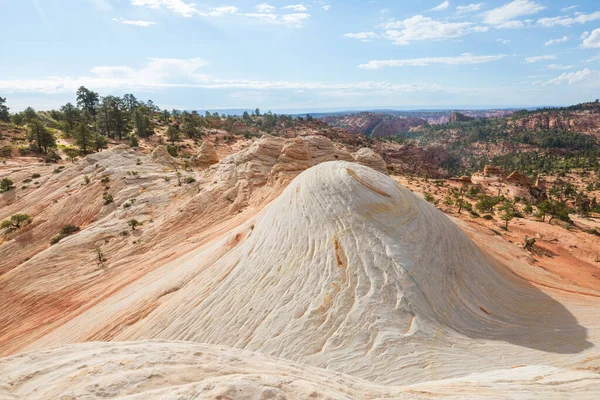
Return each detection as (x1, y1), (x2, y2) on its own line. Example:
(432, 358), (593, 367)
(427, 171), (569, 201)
(1, 0), (600, 112)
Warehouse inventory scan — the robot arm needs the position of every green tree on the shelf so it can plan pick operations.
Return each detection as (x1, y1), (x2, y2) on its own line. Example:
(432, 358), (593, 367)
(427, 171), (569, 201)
(23, 106), (38, 122)
(74, 111), (93, 153)
(93, 132), (108, 152)
(499, 200), (516, 230)
(27, 120), (56, 154)
(123, 93), (139, 113)
(167, 125), (181, 145)
(11, 113), (24, 126)
(76, 86), (100, 119)
(181, 111), (202, 138)
(254, 108), (261, 117)
(65, 148), (79, 162)
(60, 102), (79, 136)
(0, 96), (9, 122)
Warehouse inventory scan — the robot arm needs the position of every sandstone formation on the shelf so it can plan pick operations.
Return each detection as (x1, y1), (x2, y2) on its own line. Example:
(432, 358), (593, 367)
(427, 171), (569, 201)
(483, 164), (505, 178)
(1, 143), (600, 399)
(191, 140), (219, 168)
(507, 170), (531, 187)
(150, 144), (176, 165)
(351, 147), (387, 174)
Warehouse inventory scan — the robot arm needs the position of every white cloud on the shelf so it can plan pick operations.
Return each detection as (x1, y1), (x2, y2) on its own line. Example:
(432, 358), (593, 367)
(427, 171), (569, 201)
(359, 53), (505, 69)
(456, 3), (484, 14)
(256, 3), (276, 13)
(131, 0), (199, 17)
(344, 32), (380, 41)
(525, 55), (557, 63)
(561, 5), (578, 12)
(131, 0), (309, 27)
(537, 11), (600, 27)
(282, 4), (308, 12)
(546, 64), (574, 70)
(497, 38), (511, 44)
(583, 54), (600, 63)
(205, 6), (238, 17)
(582, 28), (600, 48)
(0, 58), (444, 94)
(281, 13), (310, 27)
(379, 15), (488, 45)
(547, 68), (595, 85)
(581, 31), (589, 39)
(430, 1), (450, 12)
(322, 5), (331, 11)
(544, 36), (568, 46)
(112, 18), (157, 27)
(482, 0), (545, 28)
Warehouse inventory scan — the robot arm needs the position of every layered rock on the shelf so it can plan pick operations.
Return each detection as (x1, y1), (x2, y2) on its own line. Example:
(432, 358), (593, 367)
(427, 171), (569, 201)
(483, 165), (505, 178)
(351, 147), (387, 174)
(507, 170), (530, 187)
(191, 141), (219, 168)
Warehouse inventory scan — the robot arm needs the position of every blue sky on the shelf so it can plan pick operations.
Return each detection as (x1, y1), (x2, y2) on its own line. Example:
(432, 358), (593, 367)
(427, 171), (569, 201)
(1, 0), (600, 112)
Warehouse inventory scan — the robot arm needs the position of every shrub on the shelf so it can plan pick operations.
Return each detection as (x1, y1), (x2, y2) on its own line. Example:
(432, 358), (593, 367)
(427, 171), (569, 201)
(103, 193), (113, 205)
(61, 225), (80, 235)
(166, 145), (178, 157)
(31, 173), (41, 179)
(1, 213), (32, 232)
(423, 192), (435, 203)
(127, 219), (142, 231)
(184, 176), (196, 184)
(483, 214), (494, 220)
(0, 178), (15, 192)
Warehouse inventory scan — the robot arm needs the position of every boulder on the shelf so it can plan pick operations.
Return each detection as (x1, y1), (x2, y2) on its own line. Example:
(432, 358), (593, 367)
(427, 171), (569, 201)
(191, 141), (219, 168)
(351, 148), (388, 174)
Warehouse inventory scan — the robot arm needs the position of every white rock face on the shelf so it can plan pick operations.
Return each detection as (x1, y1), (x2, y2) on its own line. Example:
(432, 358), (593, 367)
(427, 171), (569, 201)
(1, 160), (598, 398)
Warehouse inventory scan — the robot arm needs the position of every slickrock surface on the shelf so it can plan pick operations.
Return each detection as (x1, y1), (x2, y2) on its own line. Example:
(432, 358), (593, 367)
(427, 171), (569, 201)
(1, 145), (599, 398)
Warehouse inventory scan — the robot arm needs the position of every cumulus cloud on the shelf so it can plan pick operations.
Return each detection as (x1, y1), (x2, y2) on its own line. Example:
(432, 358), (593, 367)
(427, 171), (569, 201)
(544, 36), (568, 46)
(112, 18), (157, 27)
(547, 68), (595, 85)
(379, 15), (488, 45)
(430, 1), (450, 12)
(282, 4), (308, 12)
(359, 53), (505, 69)
(525, 55), (557, 63)
(482, 0), (545, 28)
(456, 3), (483, 14)
(131, 0), (199, 17)
(582, 28), (600, 48)
(344, 32), (380, 42)
(256, 3), (275, 13)
(538, 11), (600, 27)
